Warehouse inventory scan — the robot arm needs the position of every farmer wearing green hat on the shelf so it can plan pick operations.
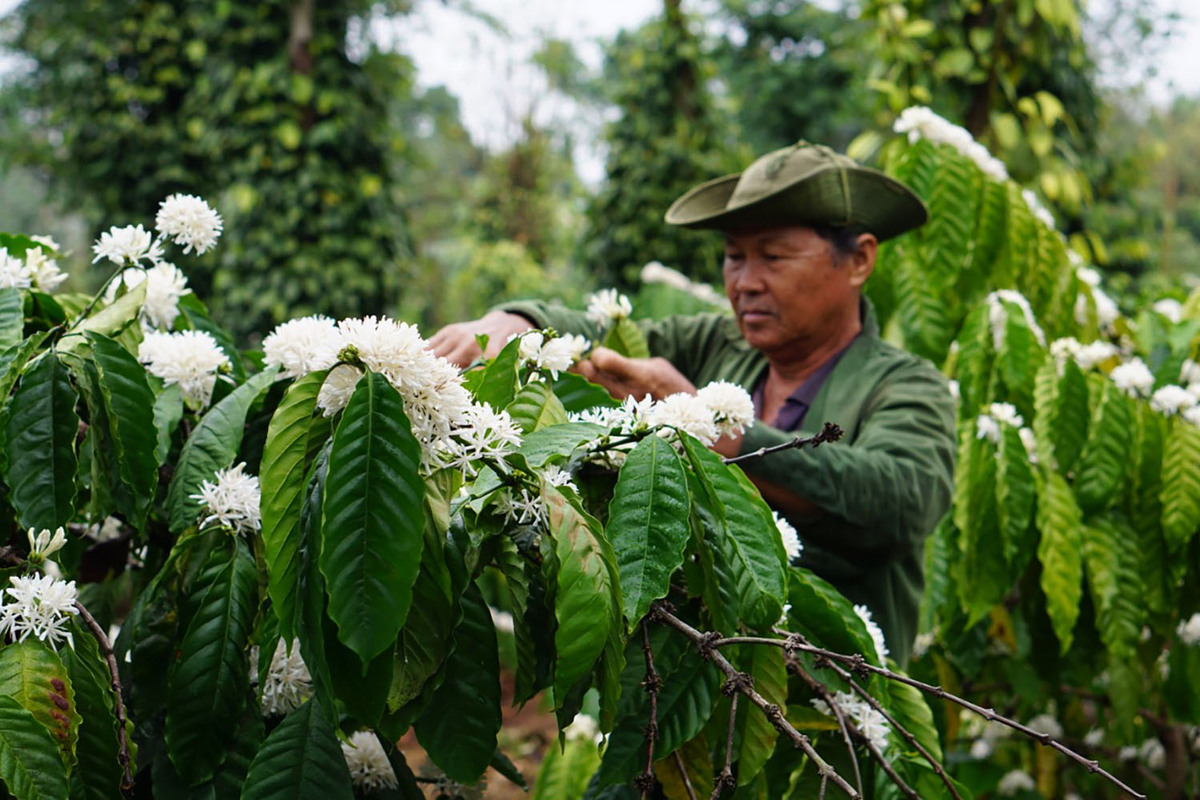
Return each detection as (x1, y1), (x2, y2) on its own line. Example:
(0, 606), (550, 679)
(431, 142), (956, 667)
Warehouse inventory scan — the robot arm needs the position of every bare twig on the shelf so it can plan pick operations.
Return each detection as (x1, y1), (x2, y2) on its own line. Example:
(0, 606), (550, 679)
(672, 749), (699, 800)
(74, 601), (134, 793)
(712, 689), (738, 799)
(722, 422), (843, 465)
(637, 623), (661, 798)
(653, 607), (861, 798)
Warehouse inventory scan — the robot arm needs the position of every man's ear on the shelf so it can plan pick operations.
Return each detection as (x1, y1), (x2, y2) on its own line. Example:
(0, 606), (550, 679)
(847, 233), (877, 288)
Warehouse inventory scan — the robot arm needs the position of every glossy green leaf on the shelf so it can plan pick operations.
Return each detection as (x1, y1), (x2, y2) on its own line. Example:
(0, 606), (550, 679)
(497, 537), (554, 705)
(953, 426), (1006, 621)
(953, 304), (993, 417)
(1082, 518), (1143, 727)
(0, 288), (21, 348)
(996, 423), (1036, 569)
(0, 639), (78, 766)
(414, 583), (502, 784)
(518, 421), (607, 468)
(155, 703), (263, 800)
(0, 334), (47, 406)
(680, 436), (783, 629)
(507, 380), (569, 433)
(58, 281), (146, 355)
(1161, 418), (1200, 551)
(785, 567), (877, 662)
(1073, 381), (1131, 514)
(468, 335), (522, 409)
(62, 623), (122, 800)
(550, 370), (621, 413)
(532, 735), (602, 800)
(733, 645), (786, 786)
(3, 352), (78, 531)
(1032, 357), (1088, 474)
(602, 317), (649, 359)
(261, 370), (327, 641)
(166, 367), (278, 533)
(1036, 469), (1083, 653)
(548, 485), (618, 702)
(153, 382), (183, 465)
(388, 565), (456, 712)
(607, 436), (691, 629)
(0, 695), (69, 800)
(240, 699), (354, 800)
(165, 537), (258, 785)
(320, 371), (425, 663)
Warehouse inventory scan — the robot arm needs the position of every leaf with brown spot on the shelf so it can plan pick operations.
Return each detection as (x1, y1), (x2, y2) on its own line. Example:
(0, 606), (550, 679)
(0, 638), (79, 768)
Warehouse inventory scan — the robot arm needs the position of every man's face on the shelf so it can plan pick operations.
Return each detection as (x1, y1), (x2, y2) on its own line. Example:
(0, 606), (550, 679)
(722, 225), (870, 358)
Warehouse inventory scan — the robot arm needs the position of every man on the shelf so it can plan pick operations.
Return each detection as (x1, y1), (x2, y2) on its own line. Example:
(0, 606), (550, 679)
(430, 142), (956, 666)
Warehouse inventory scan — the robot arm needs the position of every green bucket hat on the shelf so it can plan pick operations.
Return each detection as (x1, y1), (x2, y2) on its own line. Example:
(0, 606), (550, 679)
(664, 142), (928, 241)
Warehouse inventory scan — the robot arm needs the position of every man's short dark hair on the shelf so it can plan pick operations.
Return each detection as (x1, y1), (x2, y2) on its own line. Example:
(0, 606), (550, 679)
(812, 225), (865, 260)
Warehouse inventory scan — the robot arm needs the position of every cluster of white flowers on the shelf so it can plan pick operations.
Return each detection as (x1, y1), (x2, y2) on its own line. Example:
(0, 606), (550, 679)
(138, 329), (231, 409)
(192, 463), (261, 534)
(1154, 298), (1184, 323)
(0, 574), (79, 650)
(975, 402), (1023, 443)
(696, 381), (756, 439)
(489, 607), (515, 635)
(341, 730), (398, 792)
(1177, 612), (1200, 646)
(1110, 358), (1155, 399)
(0, 247), (33, 290)
(811, 691), (890, 752)
(965, 716), (1013, 759)
(25, 239), (67, 292)
(261, 315), (341, 379)
(155, 194), (223, 255)
(513, 330), (590, 378)
(1182, 360), (1200, 387)
(563, 713), (605, 745)
(640, 261), (729, 308)
(1140, 737), (1167, 770)
(1049, 337), (1119, 372)
(1026, 713), (1064, 740)
(893, 106), (1009, 182)
(92, 224), (164, 267)
(1021, 188), (1057, 229)
(1151, 384), (1197, 416)
(585, 289), (633, 325)
(985, 290), (1046, 351)
(1073, 267), (1121, 333)
(438, 402), (523, 476)
(26, 527), (67, 562)
(996, 769), (1036, 796)
(773, 511), (802, 561)
(256, 639), (312, 717)
(87, 516), (125, 543)
(104, 262), (191, 330)
(853, 604), (890, 663)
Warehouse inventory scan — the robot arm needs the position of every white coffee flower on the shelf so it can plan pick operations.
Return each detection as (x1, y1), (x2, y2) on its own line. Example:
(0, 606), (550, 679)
(317, 363), (363, 418)
(0, 574), (79, 650)
(585, 288), (633, 325)
(1155, 298), (1184, 323)
(26, 527), (67, 561)
(542, 464), (578, 492)
(440, 402), (522, 475)
(1185, 406), (1200, 428)
(969, 738), (994, 759)
(1083, 728), (1104, 747)
(1021, 188), (1057, 229)
(1177, 613), (1200, 645)
(893, 106), (1009, 182)
(976, 403), (1022, 444)
(1182, 360), (1200, 386)
(986, 290), (1046, 350)
(563, 713), (604, 745)
(26, 247), (67, 292)
(975, 414), (1000, 443)
(0, 248), (33, 290)
(1110, 358), (1155, 399)
(155, 194), (223, 255)
(640, 261), (729, 308)
(138, 329), (231, 409)
(650, 392), (719, 445)
(104, 263), (191, 330)
(1140, 737), (1166, 770)
(88, 517), (124, 543)
(1026, 713), (1064, 740)
(997, 769), (1036, 796)
(1076, 284), (1121, 332)
(989, 403), (1023, 427)
(1019, 427), (1038, 464)
(494, 486), (547, 528)
(192, 462), (261, 534)
(536, 334), (590, 376)
(811, 691), (890, 753)
(1118, 745), (1138, 762)
(697, 381), (755, 438)
(92, 224), (163, 267)
(854, 604), (889, 663)
(489, 608), (515, 635)
(259, 639), (312, 717)
(1076, 341), (1119, 370)
(341, 730), (398, 792)
(773, 511), (802, 561)
(262, 315), (341, 379)
(1152, 385), (1196, 416)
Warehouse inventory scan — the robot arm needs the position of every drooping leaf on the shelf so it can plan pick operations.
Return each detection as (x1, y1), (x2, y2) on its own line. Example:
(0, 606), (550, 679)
(240, 699), (354, 800)
(532, 735), (602, 800)
(62, 623), (123, 800)
(0, 694), (70, 800)
(154, 702), (263, 800)
(518, 421), (607, 468)
(1031, 357), (1088, 475)
(165, 536), (258, 785)
(996, 423), (1036, 570)
(785, 567), (877, 663)
(497, 537), (554, 705)
(467, 335), (522, 409)
(320, 372), (425, 663)
(733, 645), (786, 786)
(3, 352), (78, 532)
(1082, 518), (1143, 729)
(166, 367), (278, 532)
(507, 380), (569, 433)
(1161, 418), (1200, 552)
(953, 425), (1006, 621)
(0, 288), (22, 348)
(414, 582), (503, 784)
(0, 639), (78, 766)
(1035, 469), (1084, 653)
(260, 370), (328, 641)
(0, 333), (47, 406)
(607, 436), (691, 630)
(58, 280), (146, 354)
(388, 565), (456, 713)
(952, 304), (994, 418)
(1073, 381), (1131, 514)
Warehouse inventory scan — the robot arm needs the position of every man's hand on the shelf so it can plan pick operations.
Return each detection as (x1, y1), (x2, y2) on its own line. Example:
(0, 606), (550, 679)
(575, 347), (696, 400)
(428, 311), (535, 368)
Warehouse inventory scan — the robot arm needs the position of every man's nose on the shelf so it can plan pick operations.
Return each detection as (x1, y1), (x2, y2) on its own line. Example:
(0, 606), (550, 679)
(731, 259), (768, 293)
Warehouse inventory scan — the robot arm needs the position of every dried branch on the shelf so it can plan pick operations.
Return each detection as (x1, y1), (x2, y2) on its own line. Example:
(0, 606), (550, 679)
(722, 422), (843, 466)
(637, 623), (661, 798)
(653, 607), (861, 798)
(74, 601), (135, 793)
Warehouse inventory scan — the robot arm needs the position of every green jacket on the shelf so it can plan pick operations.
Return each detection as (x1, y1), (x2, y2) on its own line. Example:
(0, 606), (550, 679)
(499, 299), (956, 666)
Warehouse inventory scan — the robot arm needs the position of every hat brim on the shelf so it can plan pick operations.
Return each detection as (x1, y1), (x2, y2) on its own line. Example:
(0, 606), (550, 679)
(665, 165), (928, 242)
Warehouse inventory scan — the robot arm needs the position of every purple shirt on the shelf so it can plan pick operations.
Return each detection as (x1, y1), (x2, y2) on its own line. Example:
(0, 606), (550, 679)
(752, 337), (858, 430)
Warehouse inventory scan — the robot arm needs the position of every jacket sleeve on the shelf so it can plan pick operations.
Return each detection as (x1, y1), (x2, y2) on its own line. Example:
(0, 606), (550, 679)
(737, 363), (956, 560)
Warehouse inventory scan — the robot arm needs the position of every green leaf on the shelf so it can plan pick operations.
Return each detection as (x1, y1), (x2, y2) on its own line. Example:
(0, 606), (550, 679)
(996, 423), (1036, 569)
(62, 623), (123, 800)
(165, 536), (258, 785)
(0, 639), (78, 766)
(497, 537), (554, 705)
(519, 422), (607, 468)
(153, 382), (184, 465)
(166, 367), (278, 533)
(1073, 381), (1131, 514)
(0, 694), (69, 800)
(240, 699), (354, 800)
(467, 335), (522, 409)
(0, 333), (47, 406)
(654, 733), (713, 800)
(602, 317), (650, 359)
(3, 352), (79, 531)
(1082, 518), (1143, 728)
(414, 583), (502, 784)
(679, 436), (783, 629)
(531, 735), (602, 800)
(1161, 418), (1200, 551)
(58, 281), (146, 356)
(883, 680), (943, 763)
(320, 372), (425, 663)
(549, 485), (619, 702)
(154, 703), (263, 800)
(733, 645), (786, 786)
(507, 380), (569, 433)
(550, 371), (620, 413)
(261, 370), (328, 641)
(388, 565), (457, 712)
(785, 567), (877, 662)
(607, 436), (691, 629)
(87, 332), (159, 522)
(0, 288), (22, 348)
(1035, 469), (1084, 653)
